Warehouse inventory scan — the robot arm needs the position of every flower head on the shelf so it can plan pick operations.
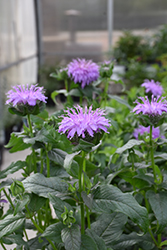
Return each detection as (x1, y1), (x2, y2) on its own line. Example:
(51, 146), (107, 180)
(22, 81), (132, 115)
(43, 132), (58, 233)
(133, 96), (167, 117)
(67, 58), (99, 88)
(58, 105), (110, 140)
(6, 84), (47, 107)
(141, 79), (163, 96)
(133, 125), (163, 139)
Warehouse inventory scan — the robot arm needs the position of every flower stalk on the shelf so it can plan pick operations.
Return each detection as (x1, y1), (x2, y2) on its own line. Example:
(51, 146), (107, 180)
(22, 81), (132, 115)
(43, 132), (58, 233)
(150, 125), (157, 182)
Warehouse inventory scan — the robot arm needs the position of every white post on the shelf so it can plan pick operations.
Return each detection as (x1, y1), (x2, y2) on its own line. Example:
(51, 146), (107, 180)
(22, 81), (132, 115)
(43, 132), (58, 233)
(108, 0), (114, 50)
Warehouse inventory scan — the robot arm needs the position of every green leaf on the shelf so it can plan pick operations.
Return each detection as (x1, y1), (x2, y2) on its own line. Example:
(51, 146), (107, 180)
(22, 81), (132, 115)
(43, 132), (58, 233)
(24, 127), (57, 145)
(68, 88), (82, 97)
(0, 160), (26, 179)
(28, 193), (47, 212)
(51, 89), (68, 105)
(23, 173), (68, 198)
(73, 139), (95, 152)
(108, 95), (132, 109)
(48, 148), (67, 166)
(112, 232), (154, 250)
(64, 151), (80, 178)
(80, 234), (98, 250)
(160, 240), (167, 247)
(5, 133), (31, 153)
(90, 212), (127, 246)
(27, 235), (48, 249)
(86, 229), (107, 250)
(48, 193), (73, 219)
(0, 214), (25, 238)
(146, 190), (167, 234)
(2, 234), (28, 248)
(92, 184), (149, 233)
(115, 139), (144, 154)
(61, 224), (81, 250)
(30, 110), (48, 124)
(42, 222), (65, 242)
(14, 194), (30, 216)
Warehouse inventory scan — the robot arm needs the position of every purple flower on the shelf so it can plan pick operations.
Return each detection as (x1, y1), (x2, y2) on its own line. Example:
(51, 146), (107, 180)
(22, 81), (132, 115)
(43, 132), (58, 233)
(67, 58), (99, 88)
(0, 199), (7, 204)
(6, 84), (47, 107)
(133, 125), (163, 139)
(141, 79), (163, 96)
(58, 105), (110, 139)
(133, 96), (167, 116)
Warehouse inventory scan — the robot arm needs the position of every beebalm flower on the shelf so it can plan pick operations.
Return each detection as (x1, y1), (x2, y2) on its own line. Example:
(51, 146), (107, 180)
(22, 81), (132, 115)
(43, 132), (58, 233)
(133, 96), (167, 117)
(141, 79), (163, 96)
(133, 125), (162, 140)
(6, 84), (47, 106)
(58, 105), (110, 140)
(67, 58), (99, 88)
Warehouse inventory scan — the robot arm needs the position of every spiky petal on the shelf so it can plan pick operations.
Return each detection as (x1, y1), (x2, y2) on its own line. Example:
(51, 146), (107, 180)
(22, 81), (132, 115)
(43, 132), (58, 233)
(141, 79), (163, 96)
(67, 58), (99, 88)
(6, 84), (47, 106)
(133, 96), (167, 116)
(58, 105), (110, 139)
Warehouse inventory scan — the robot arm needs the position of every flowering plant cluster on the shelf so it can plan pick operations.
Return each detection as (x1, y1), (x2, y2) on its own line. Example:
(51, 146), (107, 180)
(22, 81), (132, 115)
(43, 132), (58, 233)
(1, 58), (167, 250)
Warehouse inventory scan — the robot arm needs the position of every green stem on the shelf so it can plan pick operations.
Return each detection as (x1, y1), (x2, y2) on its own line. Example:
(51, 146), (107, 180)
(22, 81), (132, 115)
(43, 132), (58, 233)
(27, 114), (37, 173)
(25, 205), (43, 233)
(150, 125), (156, 182)
(24, 228), (29, 241)
(46, 150), (50, 178)
(79, 157), (85, 234)
(44, 199), (49, 229)
(82, 151), (91, 230)
(148, 228), (158, 247)
(104, 80), (109, 107)
(65, 79), (70, 103)
(86, 206), (91, 229)
(40, 149), (44, 174)
(3, 189), (15, 210)
(25, 205), (57, 250)
(27, 114), (33, 137)
(0, 242), (7, 250)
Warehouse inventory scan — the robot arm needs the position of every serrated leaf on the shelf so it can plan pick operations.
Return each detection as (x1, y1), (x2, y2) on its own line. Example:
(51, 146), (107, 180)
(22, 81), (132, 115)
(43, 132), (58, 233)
(0, 214), (25, 238)
(80, 234), (98, 250)
(28, 193), (47, 212)
(61, 224), (81, 250)
(112, 232), (154, 250)
(115, 139), (144, 154)
(73, 139), (95, 152)
(0, 160), (26, 179)
(48, 148), (67, 166)
(90, 212), (127, 246)
(48, 193), (73, 219)
(23, 173), (68, 198)
(86, 229), (107, 250)
(2, 234), (28, 248)
(146, 190), (167, 234)
(5, 133), (31, 153)
(26, 235), (48, 250)
(64, 151), (80, 178)
(42, 222), (65, 242)
(92, 184), (149, 233)
(14, 194), (30, 216)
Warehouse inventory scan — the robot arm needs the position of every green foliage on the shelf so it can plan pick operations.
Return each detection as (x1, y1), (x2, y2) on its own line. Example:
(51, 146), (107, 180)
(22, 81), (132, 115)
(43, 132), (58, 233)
(2, 56), (167, 250)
